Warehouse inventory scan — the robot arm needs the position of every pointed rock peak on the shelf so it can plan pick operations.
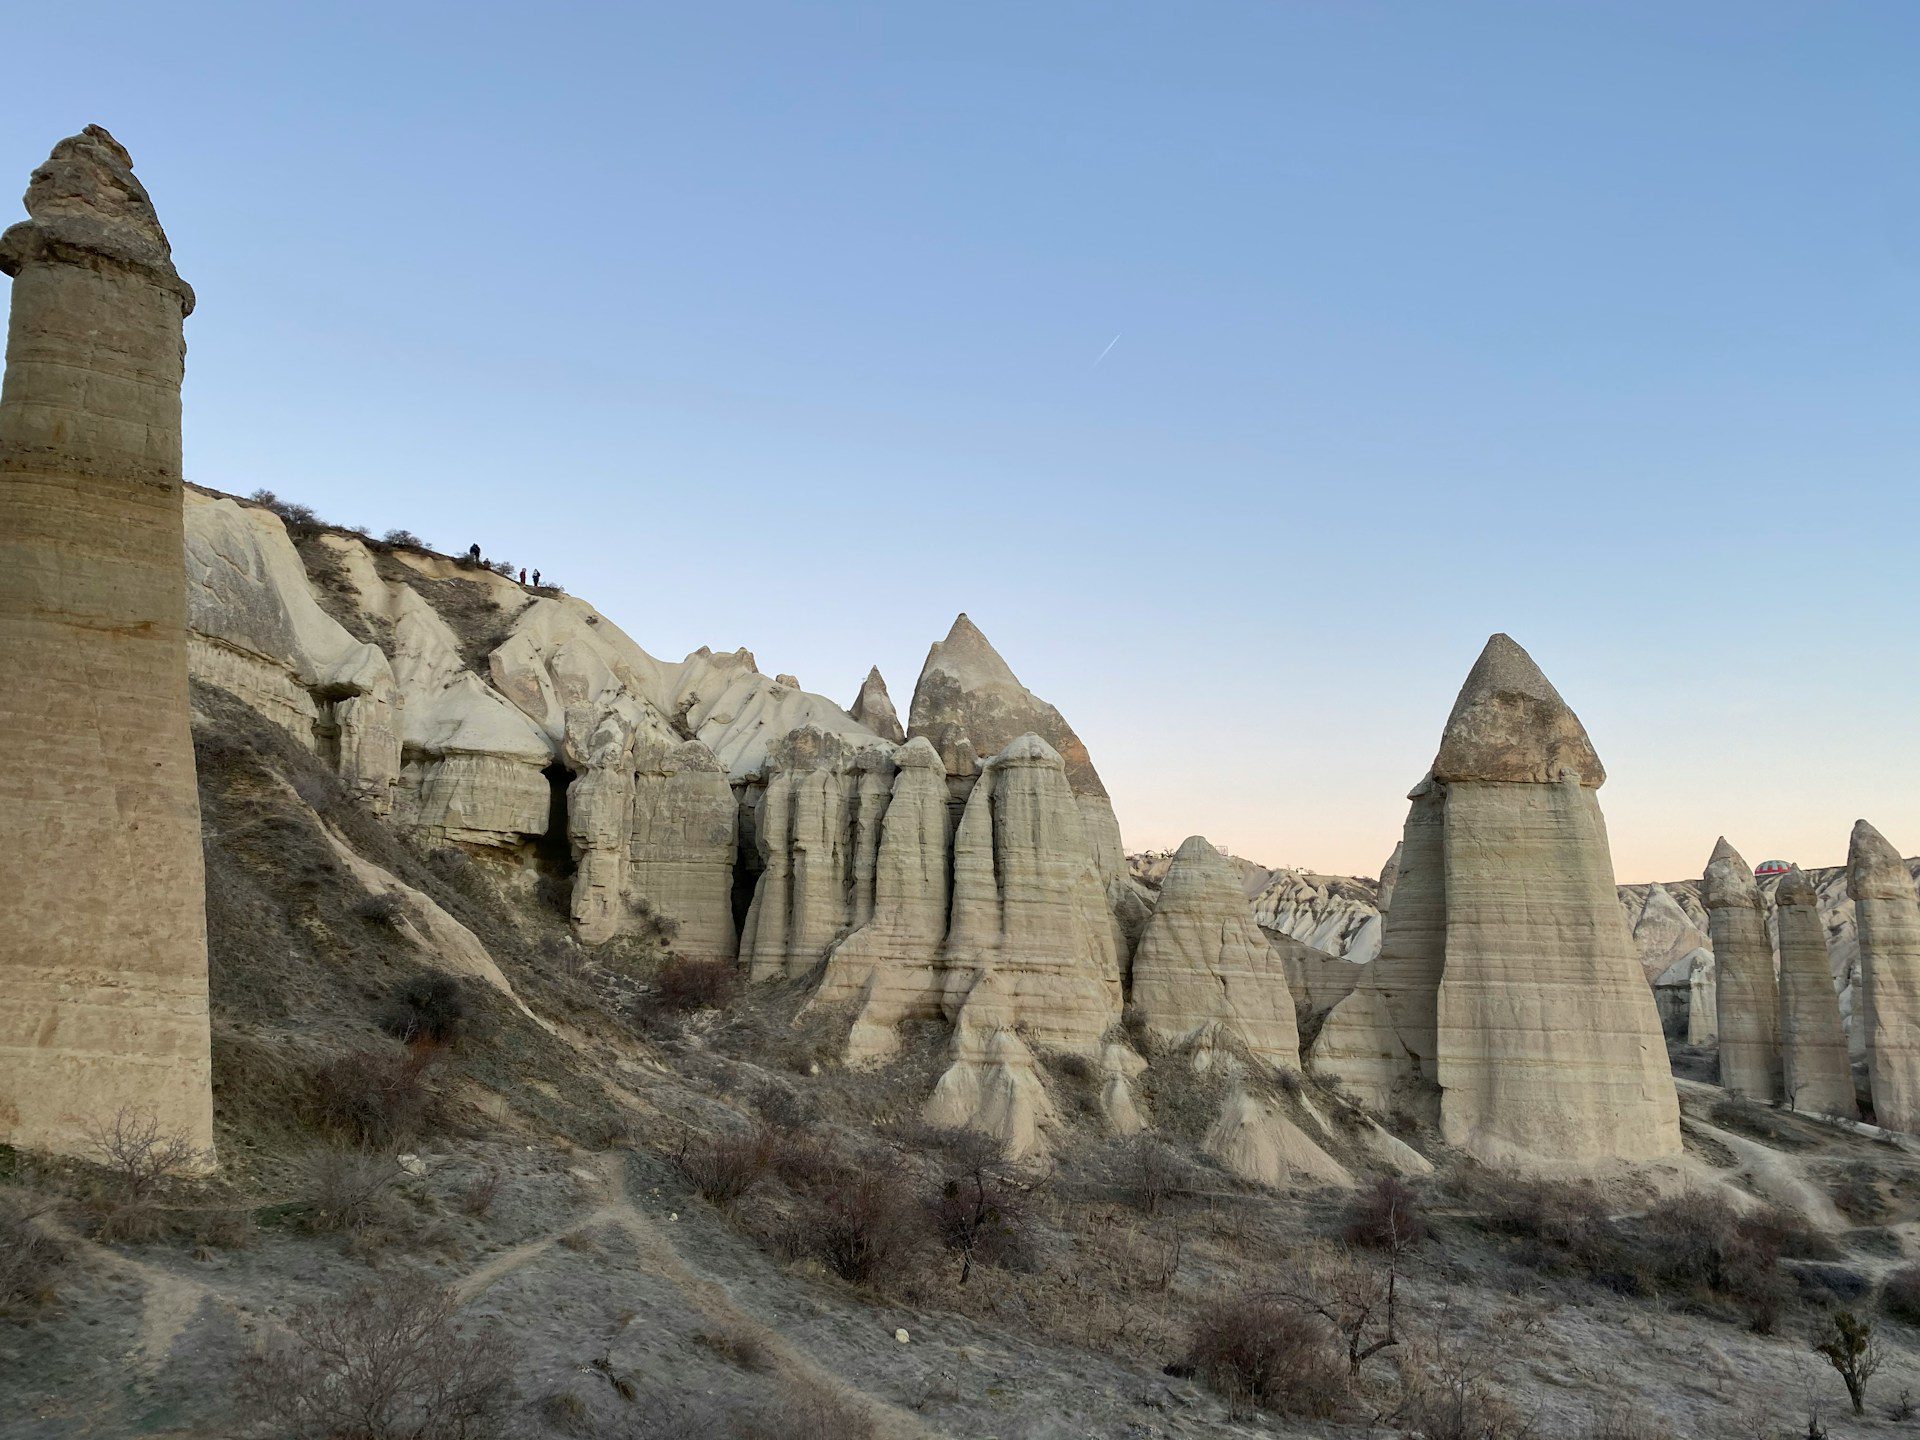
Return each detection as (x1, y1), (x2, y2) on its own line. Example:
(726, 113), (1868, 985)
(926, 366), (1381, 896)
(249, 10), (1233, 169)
(1775, 867), (1818, 907)
(1849, 819), (1916, 902)
(924, 612), (1021, 687)
(1431, 633), (1604, 787)
(1160, 836), (1247, 907)
(1702, 837), (1761, 910)
(849, 666), (905, 743)
(893, 735), (943, 769)
(1173, 834), (1221, 864)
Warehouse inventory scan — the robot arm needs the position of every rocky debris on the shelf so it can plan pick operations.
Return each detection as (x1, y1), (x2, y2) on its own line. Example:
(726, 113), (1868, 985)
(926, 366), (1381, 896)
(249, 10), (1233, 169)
(1314, 636), (1679, 1168)
(1705, 839), (1782, 1102)
(813, 738), (952, 1063)
(908, 613), (1126, 886)
(741, 726), (897, 981)
(848, 666), (905, 743)
(1849, 820), (1920, 1134)
(185, 493), (401, 811)
(1129, 836), (1301, 1070)
(0, 128), (213, 1161)
(1777, 868), (1858, 1119)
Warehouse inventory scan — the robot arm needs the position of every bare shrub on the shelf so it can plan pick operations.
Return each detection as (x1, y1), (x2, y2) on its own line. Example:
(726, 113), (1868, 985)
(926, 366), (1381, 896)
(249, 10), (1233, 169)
(675, 1129), (772, 1208)
(84, 1105), (207, 1203)
(1184, 1293), (1347, 1420)
(378, 972), (468, 1048)
(1637, 1194), (1807, 1330)
(298, 1148), (405, 1234)
(1342, 1175), (1428, 1249)
(735, 1379), (877, 1440)
(381, 529), (427, 549)
(0, 1191), (67, 1315)
(1117, 1135), (1187, 1215)
(355, 891), (409, 927)
(803, 1166), (925, 1288)
(1484, 1177), (1615, 1273)
(308, 1047), (439, 1147)
(1882, 1264), (1920, 1324)
(1813, 1307), (1882, 1416)
(1577, 1401), (1674, 1438)
(233, 1278), (516, 1439)
(694, 1323), (774, 1372)
(1392, 1331), (1530, 1440)
(460, 1165), (503, 1219)
(647, 955), (738, 1016)
(426, 846), (490, 902)
(1272, 1244), (1404, 1380)
(932, 1134), (1028, 1281)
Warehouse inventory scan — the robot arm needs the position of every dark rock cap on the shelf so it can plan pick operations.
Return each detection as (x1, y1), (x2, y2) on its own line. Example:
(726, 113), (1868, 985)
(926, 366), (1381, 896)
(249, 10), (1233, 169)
(1431, 634), (1604, 787)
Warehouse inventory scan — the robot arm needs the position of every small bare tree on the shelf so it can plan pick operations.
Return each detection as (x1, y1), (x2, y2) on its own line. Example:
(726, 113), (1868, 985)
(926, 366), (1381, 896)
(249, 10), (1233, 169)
(84, 1106), (207, 1201)
(1272, 1243), (1402, 1379)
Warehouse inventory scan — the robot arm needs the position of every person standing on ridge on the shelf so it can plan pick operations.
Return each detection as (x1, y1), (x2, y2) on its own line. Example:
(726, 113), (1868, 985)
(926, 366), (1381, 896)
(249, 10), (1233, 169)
(518, 568), (526, 584)
(532, 569), (541, 587)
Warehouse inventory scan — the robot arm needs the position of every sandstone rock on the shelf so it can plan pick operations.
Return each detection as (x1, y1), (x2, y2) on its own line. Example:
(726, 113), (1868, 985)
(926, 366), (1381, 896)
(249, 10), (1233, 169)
(626, 740), (737, 963)
(1201, 1083), (1352, 1189)
(849, 666), (905, 743)
(923, 1007), (1056, 1160)
(1130, 836), (1300, 1070)
(939, 735), (1123, 1058)
(1633, 883), (1712, 988)
(185, 493), (401, 810)
(1266, 927), (1364, 1019)
(1777, 868), (1858, 1119)
(674, 647), (882, 780)
(814, 738), (951, 1063)
(1252, 867), (1385, 960)
(908, 614), (1126, 886)
(1705, 838), (1782, 1102)
(1849, 820), (1920, 1134)
(1434, 636), (1678, 1166)
(0, 128), (213, 1161)
(741, 726), (897, 981)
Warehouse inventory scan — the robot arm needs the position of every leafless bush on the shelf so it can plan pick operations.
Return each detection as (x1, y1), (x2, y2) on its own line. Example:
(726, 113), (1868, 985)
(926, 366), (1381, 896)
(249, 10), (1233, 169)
(1117, 1135), (1188, 1215)
(1183, 1293), (1347, 1420)
(0, 1191), (67, 1315)
(355, 891), (409, 926)
(1343, 1175), (1428, 1249)
(84, 1105), (208, 1203)
(675, 1129), (773, 1208)
(378, 971), (468, 1048)
(381, 529), (427, 549)
(1638, 1194), (1810, 1330)
(308, 1047), (440, 1147)
(426, 846), (490, 902)
(233, 1278), (516, 1439)
(1391, 1330), (1530, 1440)
(297, 1148), (406, 1234)
(932, 1135), (1029, 1281)
(694, 1323), (774, 1372)
(802, 1166), (925, 1288)
(460, 1165), (503, 1219)
(647, 955), (738, 1015)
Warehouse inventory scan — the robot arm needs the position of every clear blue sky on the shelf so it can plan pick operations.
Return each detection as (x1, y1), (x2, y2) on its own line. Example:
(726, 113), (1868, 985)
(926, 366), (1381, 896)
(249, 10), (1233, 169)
(8, 2), (1919, 880)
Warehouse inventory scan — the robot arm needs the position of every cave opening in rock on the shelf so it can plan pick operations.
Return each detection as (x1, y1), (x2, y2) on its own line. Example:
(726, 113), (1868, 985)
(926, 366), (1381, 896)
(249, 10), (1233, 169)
(536, 763), (574, 876)
(731, 806), (763, 935)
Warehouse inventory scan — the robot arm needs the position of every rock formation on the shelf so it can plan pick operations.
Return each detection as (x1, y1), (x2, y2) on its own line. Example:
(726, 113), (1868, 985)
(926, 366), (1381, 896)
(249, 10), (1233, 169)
(1130, 836), (1301, 1070)
(185, 493), (400, 810)
(1312, 636), (1678, 1167)
(741, 726), (896, 981)
(625, 740), (737, 962)
(0, 129), (214, 1160)
(1633, 882), (1712, 988)
(1849, 820), (1920, 1133)
(1776, 868), (1858, 1119)
(848, 666), (905, 743)
(1704, 838), (1782, 1102)
(909, 613), (1126, 886)
(814, 737), (952, 1062)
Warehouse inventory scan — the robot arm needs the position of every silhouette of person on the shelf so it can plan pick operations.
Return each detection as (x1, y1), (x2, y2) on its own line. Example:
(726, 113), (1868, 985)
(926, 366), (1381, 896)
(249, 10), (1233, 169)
(532, 569), (541, 587)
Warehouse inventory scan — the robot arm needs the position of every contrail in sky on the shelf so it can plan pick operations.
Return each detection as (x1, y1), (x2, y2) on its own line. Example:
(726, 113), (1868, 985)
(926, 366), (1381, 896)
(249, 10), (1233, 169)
(1093, 332), (1122, 368)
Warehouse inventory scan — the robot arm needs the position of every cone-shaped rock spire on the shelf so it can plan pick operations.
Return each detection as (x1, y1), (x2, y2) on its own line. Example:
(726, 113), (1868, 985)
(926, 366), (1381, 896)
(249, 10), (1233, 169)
(848, 665), (905, 744)
(1704, 838), (1782, 1102)
(1777, 868), (1858, 1119)
(1849, 820), (1920, 1134)
(1431, 633), (1604, 787)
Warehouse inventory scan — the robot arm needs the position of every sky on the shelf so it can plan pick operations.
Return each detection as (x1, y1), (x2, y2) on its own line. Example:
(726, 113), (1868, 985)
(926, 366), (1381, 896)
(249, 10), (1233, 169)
(6, 2), (1919, 882)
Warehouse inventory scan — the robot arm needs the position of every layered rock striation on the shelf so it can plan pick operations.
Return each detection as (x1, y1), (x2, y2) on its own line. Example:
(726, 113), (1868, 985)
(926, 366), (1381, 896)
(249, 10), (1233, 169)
(1704, 838), (1782, 1102)
(1777, 868), (1858, 1118)
(1849, 820), (1920, 1133)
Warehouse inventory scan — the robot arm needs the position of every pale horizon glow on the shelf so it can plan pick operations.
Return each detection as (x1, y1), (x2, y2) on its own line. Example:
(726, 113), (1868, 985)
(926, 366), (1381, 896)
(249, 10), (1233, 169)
(7, 3), (1920, 884)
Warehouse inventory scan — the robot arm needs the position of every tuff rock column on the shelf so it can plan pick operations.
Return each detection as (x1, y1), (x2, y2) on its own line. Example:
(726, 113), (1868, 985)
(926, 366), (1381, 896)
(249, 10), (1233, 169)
(1848, 821), (1920, 1133)
(1431, 634), (1679, 1166)
(1705, 838), (1782, 1102)
(1777, 868), (1858, 1119)
(0, 128), (214, 1160)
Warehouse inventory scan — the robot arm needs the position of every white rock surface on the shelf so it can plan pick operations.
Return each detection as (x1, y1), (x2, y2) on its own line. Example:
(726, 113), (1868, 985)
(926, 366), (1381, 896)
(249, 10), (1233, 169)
(1705, 838), (1781, 1102)
(1850, 820), (1920, 1134)
(1777, 868), (1858, 1119)
(848, 666), (905, 744)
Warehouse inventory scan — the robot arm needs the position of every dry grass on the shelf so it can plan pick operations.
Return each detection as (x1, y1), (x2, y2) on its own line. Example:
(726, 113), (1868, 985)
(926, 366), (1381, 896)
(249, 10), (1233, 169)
(0, 1189), (67, 1315)
(1183, 1292), (1348, 1420)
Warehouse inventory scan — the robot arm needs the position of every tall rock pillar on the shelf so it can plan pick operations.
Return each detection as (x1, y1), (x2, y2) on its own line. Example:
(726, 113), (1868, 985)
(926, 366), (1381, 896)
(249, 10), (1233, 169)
(1705, 838), (1783, 1102)
(0, 128), (214, 1159)
(1776, 868), (1857, 1119)
(1848, 821), (1920, 1133)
